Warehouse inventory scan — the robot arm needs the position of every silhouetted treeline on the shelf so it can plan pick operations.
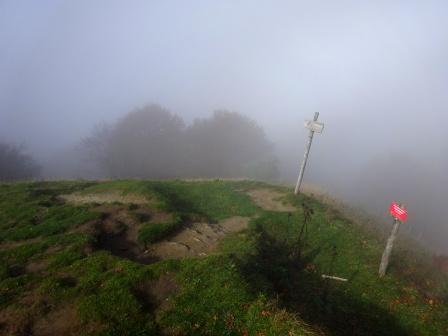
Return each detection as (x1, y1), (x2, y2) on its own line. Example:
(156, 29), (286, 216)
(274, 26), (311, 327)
(0, 143), (40, 181)
(83, 105), (278, 179)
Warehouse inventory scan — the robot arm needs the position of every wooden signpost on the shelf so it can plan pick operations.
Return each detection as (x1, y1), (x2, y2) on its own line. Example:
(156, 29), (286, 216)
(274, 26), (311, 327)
(294, 112), (324, 195)
(379, 202), (408, 277)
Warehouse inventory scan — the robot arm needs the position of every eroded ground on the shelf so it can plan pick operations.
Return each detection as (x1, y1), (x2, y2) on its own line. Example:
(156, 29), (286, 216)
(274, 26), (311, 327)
(150, 217), (250, 259)
(59, 191), (150, 205)
(65, 188), (296, 262)
(62, 192), (252, 263)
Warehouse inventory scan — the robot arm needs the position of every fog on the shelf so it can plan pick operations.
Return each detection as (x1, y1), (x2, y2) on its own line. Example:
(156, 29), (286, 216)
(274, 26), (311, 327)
(1, 1), (447, 253)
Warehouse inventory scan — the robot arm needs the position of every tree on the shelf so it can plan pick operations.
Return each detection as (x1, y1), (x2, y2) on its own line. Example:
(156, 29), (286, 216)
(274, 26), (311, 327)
(84, 106), (278, 180)
(0, 142), (40, 181)
(84, 104), (185, 178)
(82, 123), (113, 175)
(185, 111), (278, 179)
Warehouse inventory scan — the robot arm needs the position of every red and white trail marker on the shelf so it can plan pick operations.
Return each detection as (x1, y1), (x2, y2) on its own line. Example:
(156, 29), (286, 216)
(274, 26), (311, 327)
(389, 202), (408, 222)
(379, 202), (408, 277)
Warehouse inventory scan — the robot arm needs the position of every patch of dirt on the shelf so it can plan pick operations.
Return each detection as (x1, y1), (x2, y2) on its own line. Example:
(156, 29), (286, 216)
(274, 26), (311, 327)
(132, 273), (178, 314)
(67, 203), (176, 264)
(247, 189), (297, 212)
(88, 205), (156, 264)
(0, 301), (101, 336)
(149, 216), (250, 260)
(59, 191), (150, 205)
(25, 260), (48, 274)
(220, 216), (251, 232)
(63, 195), (250, 264)
(0, 307), (33, 336)
(31, 304), (83, 336)
(149, 212), (173, 223)
(0, 288), (82, 336)
(0, 237), (43, 250)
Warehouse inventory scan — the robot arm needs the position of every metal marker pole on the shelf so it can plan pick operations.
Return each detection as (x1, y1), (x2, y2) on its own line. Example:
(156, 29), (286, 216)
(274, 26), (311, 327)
(379, 219), (401, 277)
(294, 112), (319, 195)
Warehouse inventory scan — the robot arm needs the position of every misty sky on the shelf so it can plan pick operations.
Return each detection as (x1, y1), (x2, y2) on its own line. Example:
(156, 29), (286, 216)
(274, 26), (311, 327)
(1, 1), (447, 251)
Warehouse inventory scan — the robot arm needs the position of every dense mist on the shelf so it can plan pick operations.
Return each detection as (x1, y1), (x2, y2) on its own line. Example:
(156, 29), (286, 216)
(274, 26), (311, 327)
(1, 1), (447, 253)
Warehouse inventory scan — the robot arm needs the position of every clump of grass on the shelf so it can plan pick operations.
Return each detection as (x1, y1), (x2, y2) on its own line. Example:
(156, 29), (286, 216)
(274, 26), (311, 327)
(0, 181), (99, 243)
(138, 215), (182, 247)
(72, 253), (158, 335)
(147, 180), (260, 221)
(47, 248), (85, 269)
(160, 255), (318, 335)
(39, 276), (78, 302)
(2, 206), (98, 241)
(0, 241), (49, 267)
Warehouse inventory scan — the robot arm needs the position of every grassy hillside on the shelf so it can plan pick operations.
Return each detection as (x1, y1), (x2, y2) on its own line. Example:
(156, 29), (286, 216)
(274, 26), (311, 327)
(0, 180), (447, 335)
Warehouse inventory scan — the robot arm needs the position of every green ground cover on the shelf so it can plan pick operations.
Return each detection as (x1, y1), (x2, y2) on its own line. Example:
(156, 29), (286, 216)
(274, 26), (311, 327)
(0, 180), (446, 335)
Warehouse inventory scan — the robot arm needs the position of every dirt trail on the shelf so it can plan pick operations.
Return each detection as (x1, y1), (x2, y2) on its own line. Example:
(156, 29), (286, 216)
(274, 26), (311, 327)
(149, 217), (250, 260)
(59, 191), (149, 205)
(247, 189), (297, 212)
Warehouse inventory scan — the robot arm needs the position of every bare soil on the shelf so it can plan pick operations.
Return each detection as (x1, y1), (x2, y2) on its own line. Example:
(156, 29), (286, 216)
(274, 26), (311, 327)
(0, 306), (32, 336)
(247, 189), (297, 212)
(69, 203), (249, 264)
(132, 273), (178, 314)
(31, 304), (83, 336)
(60, 192), (163, 263)
(149, 217), (250, 260)
(59, 191), (150, 205)
(25, 259), (48, 274)
(86, 204), (157, 264)
(0, 237), (42, 250)
(0, 286), (94, 336)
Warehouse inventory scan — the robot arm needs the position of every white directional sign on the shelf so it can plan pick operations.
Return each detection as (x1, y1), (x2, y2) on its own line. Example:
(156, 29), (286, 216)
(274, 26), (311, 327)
(295, 112), (324, 195)
(304, 120), (324, 133)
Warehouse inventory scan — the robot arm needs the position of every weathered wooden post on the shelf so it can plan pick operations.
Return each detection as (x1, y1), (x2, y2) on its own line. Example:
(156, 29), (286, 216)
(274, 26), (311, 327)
(294, 112), (324, 195)
(378, 219), (401, 277)
(379, 203), (408, 277)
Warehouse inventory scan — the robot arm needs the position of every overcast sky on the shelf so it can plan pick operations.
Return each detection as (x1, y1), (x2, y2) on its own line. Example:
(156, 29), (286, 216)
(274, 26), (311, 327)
(1, 1), (447, 252)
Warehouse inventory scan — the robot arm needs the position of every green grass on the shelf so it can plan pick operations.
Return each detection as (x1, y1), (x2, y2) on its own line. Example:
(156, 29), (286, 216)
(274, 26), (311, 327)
(145, 180), (260, 221)
(0, 181), (98, 242)
(138, 215), (181, 247)
(162, 256), (312, 335)
(0, 180), (447, 335)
